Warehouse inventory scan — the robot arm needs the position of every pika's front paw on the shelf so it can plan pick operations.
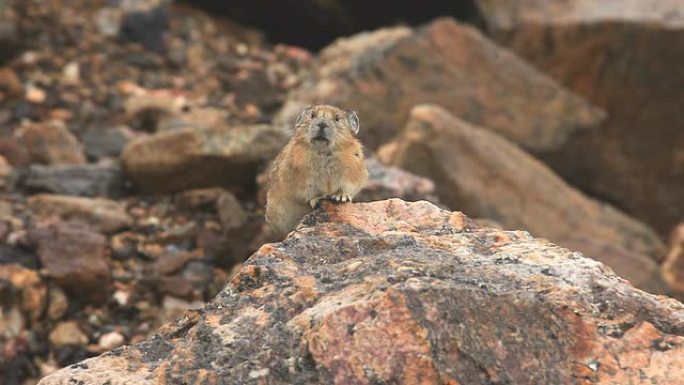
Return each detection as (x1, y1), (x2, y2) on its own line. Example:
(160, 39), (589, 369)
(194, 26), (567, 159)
(330, 193), (352, 203)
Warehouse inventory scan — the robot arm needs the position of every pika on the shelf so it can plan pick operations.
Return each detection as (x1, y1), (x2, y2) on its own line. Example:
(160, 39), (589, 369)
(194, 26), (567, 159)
(265, 105), (369, 235)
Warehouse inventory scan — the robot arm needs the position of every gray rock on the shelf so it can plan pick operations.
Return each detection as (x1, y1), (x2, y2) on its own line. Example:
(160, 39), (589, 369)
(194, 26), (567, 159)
(82, 126), (133, 160)
(21, 164), (126, 198)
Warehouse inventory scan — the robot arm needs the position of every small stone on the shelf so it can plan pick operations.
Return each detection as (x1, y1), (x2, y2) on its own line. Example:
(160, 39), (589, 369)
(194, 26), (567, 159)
(96, 8), (123, 37)
(248, 368), (269, 379)
(39, 361), (59, 377)
(82, 125), (134, 159)
(178, 188), (224, 209)
(161, 296), (204, 323)
(98, 332), (125, 351)
(0, 67), (22, 98)
(0, 155), (12, 189)
(49, 108), (74, 121)
(236, 43), (248, 55)
(217, 191), (248, 230)
(14, 121), (85, 165)
(49, 321), (88, 347)
(0, 137), (31, 166)
(0, 244), (38, 269)
(120, 5), (169, 53)
(0, 305), (24, 338)
(47, 286), (69, 320)
(25, 85), (46, 104)
(0, 264), (47, 323)
(63, 62), (80, 84)
(113, 290), (130, 306)
(31, 222), (110, 303)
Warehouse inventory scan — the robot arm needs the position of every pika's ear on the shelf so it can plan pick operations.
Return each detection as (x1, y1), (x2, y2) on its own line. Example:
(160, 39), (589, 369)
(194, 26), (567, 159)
(348, 111), (360, 135)
(295, 106), (312, 127)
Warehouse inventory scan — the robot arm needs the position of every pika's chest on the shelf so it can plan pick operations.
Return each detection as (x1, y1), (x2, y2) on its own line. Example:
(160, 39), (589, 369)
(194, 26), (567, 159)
(308, 153), (342, 193)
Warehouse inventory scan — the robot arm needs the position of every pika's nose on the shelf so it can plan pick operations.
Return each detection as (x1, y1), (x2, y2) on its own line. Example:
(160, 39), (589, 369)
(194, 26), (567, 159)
(316, 121), (328, 130)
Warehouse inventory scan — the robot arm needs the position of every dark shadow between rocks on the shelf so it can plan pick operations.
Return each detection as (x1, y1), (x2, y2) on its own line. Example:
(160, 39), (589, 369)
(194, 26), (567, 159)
(181, 0), (484, 50)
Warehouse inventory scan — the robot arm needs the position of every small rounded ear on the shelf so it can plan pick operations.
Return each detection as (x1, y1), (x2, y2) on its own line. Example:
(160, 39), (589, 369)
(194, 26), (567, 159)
(348, 111), (360, 135)
(295, 105), (312, 127)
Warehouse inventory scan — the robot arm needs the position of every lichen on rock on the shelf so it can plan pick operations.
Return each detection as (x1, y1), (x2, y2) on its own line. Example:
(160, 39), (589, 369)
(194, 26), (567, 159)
(38, 199), (684, 385)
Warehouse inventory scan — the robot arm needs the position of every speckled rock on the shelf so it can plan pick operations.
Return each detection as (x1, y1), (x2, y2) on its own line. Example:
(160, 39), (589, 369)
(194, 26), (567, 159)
(477, 0), (684, 234)
(379, 105), (665, 291)
(122, 124), (287, 194)
(38, 199), (684, 385)
(279, 17), (605, 150)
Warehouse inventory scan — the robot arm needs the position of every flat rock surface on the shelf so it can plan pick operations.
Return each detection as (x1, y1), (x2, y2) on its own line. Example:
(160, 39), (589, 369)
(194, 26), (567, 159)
(39, 199), (684, 385)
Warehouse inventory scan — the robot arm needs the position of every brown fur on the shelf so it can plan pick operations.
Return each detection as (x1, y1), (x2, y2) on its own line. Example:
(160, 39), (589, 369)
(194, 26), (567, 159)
(265, 105), (368, 235)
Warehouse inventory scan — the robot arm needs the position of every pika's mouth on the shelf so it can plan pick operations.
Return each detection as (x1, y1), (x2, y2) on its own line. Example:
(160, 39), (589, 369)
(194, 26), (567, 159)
(311, 136), (330, 144)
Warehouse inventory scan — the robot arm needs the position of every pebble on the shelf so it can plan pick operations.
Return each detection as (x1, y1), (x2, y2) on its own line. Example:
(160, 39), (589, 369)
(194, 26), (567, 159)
(47, 287), (69, 320)
(25, 85), (46, 103)
(98, 331), (125, 350)
(113, 290), (130, 306)
(49, 321), (89, 347)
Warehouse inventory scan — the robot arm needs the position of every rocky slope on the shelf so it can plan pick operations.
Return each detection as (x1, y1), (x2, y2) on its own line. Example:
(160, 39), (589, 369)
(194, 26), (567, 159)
(38, 200), (684, 385)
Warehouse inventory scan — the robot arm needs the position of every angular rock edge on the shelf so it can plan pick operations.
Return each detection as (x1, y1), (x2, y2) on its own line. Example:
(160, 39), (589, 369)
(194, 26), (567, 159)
(39, 199), (684, 385)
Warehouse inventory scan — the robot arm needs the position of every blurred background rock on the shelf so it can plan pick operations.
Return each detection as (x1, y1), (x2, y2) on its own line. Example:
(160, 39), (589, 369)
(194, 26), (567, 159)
(0, 0), (682, 383)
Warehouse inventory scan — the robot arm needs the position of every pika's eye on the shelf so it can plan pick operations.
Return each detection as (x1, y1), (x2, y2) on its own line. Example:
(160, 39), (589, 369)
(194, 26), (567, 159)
(334, 115), (341, 122)
(309, 111), (315, 118)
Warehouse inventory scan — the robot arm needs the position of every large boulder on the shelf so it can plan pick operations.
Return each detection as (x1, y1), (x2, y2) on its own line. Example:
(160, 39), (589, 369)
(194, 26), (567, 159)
(279, 17), (605, 151)
(476, 0), (684, 234)
(379, 105), (665, 291)
(38, 199), (684, 385)
(122, 124), (287, 194)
